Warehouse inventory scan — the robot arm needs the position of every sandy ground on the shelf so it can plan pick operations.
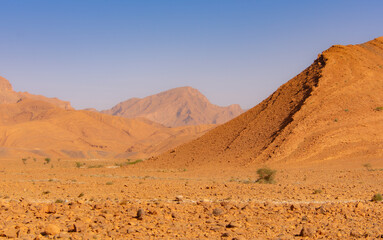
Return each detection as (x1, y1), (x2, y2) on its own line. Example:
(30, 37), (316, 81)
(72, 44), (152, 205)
(0, 158), (382, 239)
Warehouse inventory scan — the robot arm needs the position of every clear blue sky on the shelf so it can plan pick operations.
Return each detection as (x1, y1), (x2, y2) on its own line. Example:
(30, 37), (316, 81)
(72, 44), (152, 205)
(0, 0), (382, 110)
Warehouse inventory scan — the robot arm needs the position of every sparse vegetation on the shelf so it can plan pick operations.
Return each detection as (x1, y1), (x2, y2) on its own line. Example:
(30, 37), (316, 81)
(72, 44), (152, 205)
(256, 167), (276, 184)
(228, 177), (256, 184)
(78, 192), (84, 198)
(363, 163), (372, 171)
(22, 158), (27, 165)
(106, 181), (114, 185)
(229, 177), (237, 182)
(88, 164), (104, 168)
(44, 158), (51, 164)
(115, 159), (143, 167)
(242, 178), (253, 184)
(42, 191), (50, 195)
(374, 106), (383, 111)
(372, 193), (382, 202)
(362, 163), (383, 172)
(76, 162), (86, 168)
(55, 199), (64, 203)
(313, 189), (322, 194)
(33, 158), (37, 162)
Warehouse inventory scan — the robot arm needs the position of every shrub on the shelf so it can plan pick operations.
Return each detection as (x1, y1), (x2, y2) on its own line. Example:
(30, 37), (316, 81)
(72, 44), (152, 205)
(363, 163), (372, 171)
(313, 189), (322, 194)
(106, 181), (114, 185)
(372, 193), (382, 202)
(75, 162), (85, 168)
(88, 165), (103, 169)
(374, 106), (383, 111)
(256, 167), (276, 184)
(22, 158), (27, 165)
(115, 159), (143, 167)
(78, 192), (84, 198)
(44, 158), (51, 164)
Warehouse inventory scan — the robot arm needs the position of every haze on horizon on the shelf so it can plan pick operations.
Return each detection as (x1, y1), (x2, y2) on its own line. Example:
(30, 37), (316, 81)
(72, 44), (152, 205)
(0, 0), (382, 110)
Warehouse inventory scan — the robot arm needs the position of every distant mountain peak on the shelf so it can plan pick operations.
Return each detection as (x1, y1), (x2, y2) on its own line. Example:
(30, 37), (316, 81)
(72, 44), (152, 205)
(102, 86), (244, 127)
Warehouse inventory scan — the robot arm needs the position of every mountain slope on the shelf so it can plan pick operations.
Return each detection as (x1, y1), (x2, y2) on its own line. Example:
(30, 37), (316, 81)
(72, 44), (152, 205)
(0, 76), (72, 109)
(150, 37), (383, 168)
(0, 98), (213, 159)
(102, 86), (244, 127)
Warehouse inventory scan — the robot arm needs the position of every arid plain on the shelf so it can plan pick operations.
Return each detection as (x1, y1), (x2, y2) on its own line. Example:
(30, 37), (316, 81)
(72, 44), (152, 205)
(0, 37), (383, 239)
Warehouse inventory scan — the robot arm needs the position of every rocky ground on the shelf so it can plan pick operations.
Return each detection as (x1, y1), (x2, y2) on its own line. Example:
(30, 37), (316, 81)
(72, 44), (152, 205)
(0, 158), (382, 239)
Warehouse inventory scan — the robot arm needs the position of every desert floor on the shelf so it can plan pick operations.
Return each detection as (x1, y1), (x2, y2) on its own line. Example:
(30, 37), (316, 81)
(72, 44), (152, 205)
(0, 158), (382, 239)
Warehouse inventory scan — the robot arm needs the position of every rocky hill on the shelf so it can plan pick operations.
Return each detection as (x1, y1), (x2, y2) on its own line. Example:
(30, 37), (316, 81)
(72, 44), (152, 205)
(0, 76), (72, 109)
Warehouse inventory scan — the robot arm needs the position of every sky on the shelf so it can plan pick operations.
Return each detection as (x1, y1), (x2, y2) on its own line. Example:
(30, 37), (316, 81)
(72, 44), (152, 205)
(0, 1), (382, 110)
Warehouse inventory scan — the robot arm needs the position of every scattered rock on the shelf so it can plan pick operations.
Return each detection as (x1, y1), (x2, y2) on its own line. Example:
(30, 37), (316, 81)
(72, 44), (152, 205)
(356, 202), (364, 209)
(136, 209), (144, 220)
(226, 222), (240, 228)
(46, 204), (56, 213)
(212, 208), (223, 216)
(299, 226), (315, 237)
(221, 232), (230, 237)
(175, 195), (183, 202)
(93, 204), (103, 210)
(276, 234), (293, 240)
(44, 224), (60, 235)
(4, 227), (19, 238)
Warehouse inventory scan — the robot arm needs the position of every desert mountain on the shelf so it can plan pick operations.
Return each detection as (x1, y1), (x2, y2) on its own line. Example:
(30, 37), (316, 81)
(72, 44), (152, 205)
(0, 76), (72, 109)
(101, 86), (244, 127)
(0, 80), (214, 159)
(150, 37), (383, 168)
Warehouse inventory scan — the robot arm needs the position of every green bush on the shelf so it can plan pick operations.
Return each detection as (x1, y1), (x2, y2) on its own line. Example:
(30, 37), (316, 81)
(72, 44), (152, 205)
(372, 193), (382, 202)
(75, 162), (85, 168)
(115, 159), (143, 167)
(256, 167), (276, 184)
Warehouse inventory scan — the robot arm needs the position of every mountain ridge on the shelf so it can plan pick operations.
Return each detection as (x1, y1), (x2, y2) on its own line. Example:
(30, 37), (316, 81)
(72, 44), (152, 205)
(0, 97), (213, 159)
(0, 76), (72, 110)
